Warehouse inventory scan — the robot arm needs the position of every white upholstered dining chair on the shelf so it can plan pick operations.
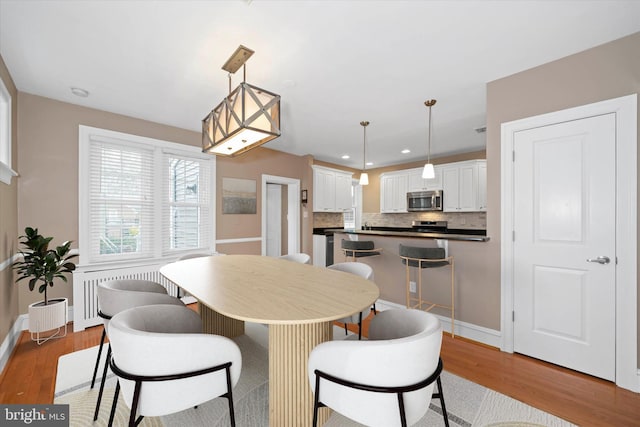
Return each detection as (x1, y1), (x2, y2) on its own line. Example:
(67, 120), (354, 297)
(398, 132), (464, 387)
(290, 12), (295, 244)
(327, 262), (376, 340)
(92, 279), (184, 421)
(107, 304), (242, 427)
(308, 309), (449, 427)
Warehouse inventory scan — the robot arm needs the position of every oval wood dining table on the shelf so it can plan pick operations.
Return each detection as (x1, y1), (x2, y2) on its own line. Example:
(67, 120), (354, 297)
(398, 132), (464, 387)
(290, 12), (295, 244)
(160, 254), (379, 427)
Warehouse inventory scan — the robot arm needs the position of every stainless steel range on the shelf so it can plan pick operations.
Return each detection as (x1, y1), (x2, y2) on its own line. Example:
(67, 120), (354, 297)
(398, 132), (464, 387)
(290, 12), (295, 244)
(411, 220), (448, 233)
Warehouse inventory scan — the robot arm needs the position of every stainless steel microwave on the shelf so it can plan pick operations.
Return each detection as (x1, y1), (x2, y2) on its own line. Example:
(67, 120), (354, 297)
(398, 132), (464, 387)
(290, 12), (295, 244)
(407, 190), (443, 211)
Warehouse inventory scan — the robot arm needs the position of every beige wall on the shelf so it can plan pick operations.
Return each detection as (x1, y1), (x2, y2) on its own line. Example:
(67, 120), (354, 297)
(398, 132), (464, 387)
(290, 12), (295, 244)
(16, 94), (201, 313)
(16, 93), (313, 314)
(486, 32), (640, 363)
(0, 54), (18, 346)
(216, 148), (310, 255)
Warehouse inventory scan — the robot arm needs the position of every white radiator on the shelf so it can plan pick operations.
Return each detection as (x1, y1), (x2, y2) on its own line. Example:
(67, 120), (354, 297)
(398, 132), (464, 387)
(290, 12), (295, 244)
(72, 263), (178, 332)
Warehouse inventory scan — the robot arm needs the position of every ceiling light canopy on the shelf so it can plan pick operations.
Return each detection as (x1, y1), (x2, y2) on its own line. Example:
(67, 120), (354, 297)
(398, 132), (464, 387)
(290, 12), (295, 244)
(422, 99), (436, 179)
(359, 121), (370, 186)
(202, 45), (281, 157)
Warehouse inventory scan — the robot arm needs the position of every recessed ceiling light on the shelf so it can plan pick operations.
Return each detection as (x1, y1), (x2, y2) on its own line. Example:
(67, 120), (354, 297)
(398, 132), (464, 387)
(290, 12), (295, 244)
(341, 155), (350, 159)
(70, 87), (89, 97)
(366, 162), (373, 166)
(401, 149), (411, 154)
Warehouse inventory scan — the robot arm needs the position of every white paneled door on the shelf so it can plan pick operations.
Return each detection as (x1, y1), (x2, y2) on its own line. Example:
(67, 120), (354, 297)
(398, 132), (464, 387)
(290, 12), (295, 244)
(513, 113), (616, 381)
(266, 184), (282, 257)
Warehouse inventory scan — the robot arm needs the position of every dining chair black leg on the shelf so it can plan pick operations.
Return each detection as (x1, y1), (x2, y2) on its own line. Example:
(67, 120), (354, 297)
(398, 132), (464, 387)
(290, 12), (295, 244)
(434, 375), (449, 427)
(128, 380), (142, 427)
(107, 380), (120, 427)
(226, 366), (236, 427)
(94, 344), (111, 421)
(357, 312), (363, 340)
(91, 327), (106, 389)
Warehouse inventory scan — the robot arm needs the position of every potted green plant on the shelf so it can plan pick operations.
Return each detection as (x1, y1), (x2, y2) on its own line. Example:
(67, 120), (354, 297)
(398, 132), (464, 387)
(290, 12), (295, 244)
(13, 227), (77, 344)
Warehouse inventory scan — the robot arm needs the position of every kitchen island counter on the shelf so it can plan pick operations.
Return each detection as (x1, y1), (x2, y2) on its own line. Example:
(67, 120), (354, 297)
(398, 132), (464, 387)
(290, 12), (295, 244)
(344, 229), (489, 242)
(332, 231), (499, 339)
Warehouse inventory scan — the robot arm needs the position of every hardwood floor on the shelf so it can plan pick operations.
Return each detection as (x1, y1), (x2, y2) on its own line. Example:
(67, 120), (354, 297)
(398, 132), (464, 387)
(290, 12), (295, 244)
(1, 316), (639, 426)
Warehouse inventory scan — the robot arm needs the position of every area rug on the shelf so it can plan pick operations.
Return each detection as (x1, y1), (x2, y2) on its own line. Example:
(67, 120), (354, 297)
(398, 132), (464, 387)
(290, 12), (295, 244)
(55, 324), (576, 427)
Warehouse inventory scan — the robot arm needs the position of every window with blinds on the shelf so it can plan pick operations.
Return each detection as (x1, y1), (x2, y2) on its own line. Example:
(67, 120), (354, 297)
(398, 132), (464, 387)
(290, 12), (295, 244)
(163, 153), (211, 254)
(79, 126), (215, 266)
(89, 141), (154, 261)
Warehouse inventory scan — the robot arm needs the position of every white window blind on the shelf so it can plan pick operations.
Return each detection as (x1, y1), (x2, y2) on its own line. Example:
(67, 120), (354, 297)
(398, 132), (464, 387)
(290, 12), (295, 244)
(88, 140), (155, 263)
(79, 126), (215, 267)
(162, 152), (212, 255)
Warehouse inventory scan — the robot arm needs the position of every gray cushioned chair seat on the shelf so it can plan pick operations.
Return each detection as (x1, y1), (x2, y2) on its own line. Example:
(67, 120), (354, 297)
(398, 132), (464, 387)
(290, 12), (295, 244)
(341, 239), (381, 258)
(399, 244), (449, 268)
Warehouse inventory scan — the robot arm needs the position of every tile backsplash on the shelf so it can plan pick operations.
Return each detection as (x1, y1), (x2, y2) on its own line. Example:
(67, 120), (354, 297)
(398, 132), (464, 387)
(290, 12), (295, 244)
(313, 212), (345, 228)
(362, 211), (486, 230)
(313, 211), (486, 230)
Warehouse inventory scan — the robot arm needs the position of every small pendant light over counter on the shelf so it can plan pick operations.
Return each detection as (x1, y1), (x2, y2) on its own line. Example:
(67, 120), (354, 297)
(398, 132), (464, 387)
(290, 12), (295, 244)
(359, 121), (370, 185)
(422, 99), (437, 179)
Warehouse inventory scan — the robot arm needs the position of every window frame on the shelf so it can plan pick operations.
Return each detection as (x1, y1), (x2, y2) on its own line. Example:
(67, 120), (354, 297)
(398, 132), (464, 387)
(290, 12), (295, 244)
(78, 125), (216, 268)
(0, 77), (17, 185)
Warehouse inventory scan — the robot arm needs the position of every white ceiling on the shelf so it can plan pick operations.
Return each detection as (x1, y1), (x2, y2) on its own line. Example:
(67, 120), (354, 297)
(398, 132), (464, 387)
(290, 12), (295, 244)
(1, 0), (639, 169)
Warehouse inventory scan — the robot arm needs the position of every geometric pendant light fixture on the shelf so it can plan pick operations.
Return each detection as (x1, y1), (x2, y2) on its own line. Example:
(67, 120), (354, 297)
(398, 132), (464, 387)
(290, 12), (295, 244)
(359, 120), (370, 185)
(202, 45), (281, 157)
(422, 99), (437, 179)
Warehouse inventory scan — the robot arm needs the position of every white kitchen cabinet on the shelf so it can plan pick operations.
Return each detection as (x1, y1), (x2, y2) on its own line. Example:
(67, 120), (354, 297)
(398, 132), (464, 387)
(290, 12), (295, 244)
(441, 160), (486, 212)
(334, 172), (353, 211)
(380, 171), (409, 213)
(407, 166), (443, 191)
(312, 165), (353, 212)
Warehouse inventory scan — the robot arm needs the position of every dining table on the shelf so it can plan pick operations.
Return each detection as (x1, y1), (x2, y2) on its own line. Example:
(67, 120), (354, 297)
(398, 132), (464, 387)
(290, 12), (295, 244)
(159, 254), (379, 427)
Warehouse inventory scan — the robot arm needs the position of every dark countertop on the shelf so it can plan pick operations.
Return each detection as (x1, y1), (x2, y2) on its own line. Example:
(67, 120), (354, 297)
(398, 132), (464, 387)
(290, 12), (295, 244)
(313, 227), (489, 242)
(313, 227), (345, 236)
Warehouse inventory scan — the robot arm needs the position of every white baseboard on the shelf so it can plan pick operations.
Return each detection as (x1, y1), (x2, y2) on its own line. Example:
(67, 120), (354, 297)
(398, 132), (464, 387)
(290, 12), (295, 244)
(375, 299), (502, 348)
(0, 315), (25, 376)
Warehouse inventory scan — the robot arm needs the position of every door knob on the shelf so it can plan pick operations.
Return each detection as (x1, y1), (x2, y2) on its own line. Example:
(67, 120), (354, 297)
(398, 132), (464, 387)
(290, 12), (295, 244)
(586, 256), (610, 264)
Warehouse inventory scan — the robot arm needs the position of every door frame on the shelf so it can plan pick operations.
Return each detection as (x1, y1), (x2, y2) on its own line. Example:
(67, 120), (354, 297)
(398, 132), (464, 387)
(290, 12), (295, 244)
(261, 174), (300, 255)
(500, 94), (637, 391)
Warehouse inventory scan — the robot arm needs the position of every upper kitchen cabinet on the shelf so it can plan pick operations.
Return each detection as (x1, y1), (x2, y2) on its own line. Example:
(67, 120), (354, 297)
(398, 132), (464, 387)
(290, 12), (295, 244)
(441, 160), (486, 212)
(380, 170), (409, 213)
(312, 165), (353, 212)
(407, 166), (443, 191)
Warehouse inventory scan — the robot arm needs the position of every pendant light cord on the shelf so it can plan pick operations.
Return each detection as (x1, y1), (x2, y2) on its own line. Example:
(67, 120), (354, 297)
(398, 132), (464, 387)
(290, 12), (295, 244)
(425, 99), (436, 163)
(360, 121), (370, 170)
(363, 125), (366, 170)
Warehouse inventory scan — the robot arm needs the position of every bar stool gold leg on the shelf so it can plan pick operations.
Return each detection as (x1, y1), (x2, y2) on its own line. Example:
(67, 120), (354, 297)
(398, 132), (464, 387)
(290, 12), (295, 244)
(405, 262), (410, 308)
(418, 259), (423, 310)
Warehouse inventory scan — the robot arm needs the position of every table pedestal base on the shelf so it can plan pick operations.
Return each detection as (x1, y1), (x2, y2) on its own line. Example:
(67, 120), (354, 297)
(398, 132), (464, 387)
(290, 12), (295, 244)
(269, 322), (332, 427)
(199, 303), (245, 337)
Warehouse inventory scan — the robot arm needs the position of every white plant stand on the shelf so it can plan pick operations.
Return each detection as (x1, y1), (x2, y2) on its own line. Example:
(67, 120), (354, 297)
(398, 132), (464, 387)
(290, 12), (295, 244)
(28, 297), (68, 345)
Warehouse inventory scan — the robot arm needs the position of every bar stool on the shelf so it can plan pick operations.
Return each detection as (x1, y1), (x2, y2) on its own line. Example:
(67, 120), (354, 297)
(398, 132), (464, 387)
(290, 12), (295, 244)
(341, 239), (382, 262)
(399, 244), (455, 337)
(341, 239), (381, 314)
